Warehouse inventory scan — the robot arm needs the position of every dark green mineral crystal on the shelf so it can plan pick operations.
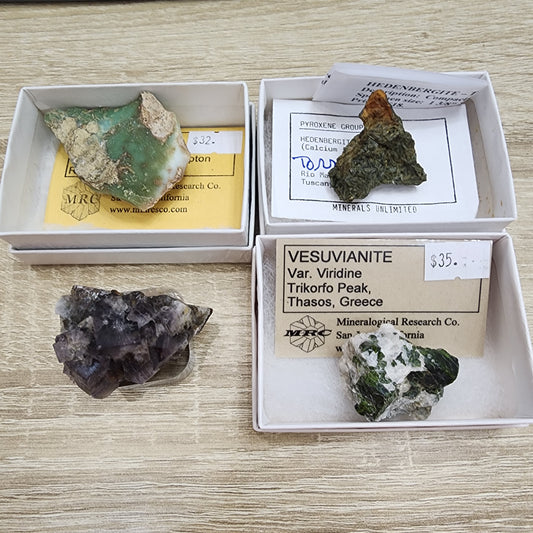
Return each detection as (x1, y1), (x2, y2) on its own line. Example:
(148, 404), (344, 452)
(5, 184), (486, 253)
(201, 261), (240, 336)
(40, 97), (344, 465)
(339, 323), (459, 421)
(329, 89), (427, 202)
(44, 92), (190, 210)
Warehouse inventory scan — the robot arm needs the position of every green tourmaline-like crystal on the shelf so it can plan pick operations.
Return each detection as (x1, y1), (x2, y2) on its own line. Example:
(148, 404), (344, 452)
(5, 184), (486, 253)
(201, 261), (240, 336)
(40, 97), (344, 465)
(339, 323), (459, 421)
(44, 92), (190, 210)
(328, 90), (427, 202)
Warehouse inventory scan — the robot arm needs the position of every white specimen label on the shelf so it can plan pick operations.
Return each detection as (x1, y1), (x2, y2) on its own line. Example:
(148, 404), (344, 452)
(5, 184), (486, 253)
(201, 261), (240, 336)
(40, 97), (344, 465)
(424, 241), (492, 281)
(271, 98), (480, 223)
(187, 130), (243, 154)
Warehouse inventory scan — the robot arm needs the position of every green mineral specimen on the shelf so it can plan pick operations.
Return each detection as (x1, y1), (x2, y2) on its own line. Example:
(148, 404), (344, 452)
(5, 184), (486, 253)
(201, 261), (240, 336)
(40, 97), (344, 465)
(328, 89), (427, 202)
(44, 92), (190, 211)
(339, 323), (459, 421)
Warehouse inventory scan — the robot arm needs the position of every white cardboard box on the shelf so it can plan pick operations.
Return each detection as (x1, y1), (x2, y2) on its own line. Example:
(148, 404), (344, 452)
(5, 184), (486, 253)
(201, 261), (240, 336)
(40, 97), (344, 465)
(258, 72), (517, 234)
(252, 233), (533, 432)
(6, 103), (256, 265)
(0, 82), (253, 261)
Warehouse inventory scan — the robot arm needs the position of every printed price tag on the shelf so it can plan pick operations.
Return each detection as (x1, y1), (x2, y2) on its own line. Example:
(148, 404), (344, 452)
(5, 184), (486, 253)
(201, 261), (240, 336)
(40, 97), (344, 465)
(424, 241), (492, 281)
(187, 130), (243, 154)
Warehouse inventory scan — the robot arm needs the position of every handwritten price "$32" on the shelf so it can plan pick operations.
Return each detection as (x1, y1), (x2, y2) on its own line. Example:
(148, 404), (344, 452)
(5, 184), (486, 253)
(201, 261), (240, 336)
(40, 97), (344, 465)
(191, 135), (215, 146)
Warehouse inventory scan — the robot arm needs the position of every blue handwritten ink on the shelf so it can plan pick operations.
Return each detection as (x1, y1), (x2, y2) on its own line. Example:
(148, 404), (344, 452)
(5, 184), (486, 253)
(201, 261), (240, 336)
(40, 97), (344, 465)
(292, 156), (336, 171)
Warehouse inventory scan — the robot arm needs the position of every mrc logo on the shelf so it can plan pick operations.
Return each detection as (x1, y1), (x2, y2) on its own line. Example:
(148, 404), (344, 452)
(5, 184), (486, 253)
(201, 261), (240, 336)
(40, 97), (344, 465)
(284, 315), (332, 353)
(61, 181), (101, 221)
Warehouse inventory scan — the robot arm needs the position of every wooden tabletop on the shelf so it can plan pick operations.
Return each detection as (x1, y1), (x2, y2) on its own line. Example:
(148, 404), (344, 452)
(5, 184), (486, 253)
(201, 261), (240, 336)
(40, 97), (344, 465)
(1, 1), (532, 531)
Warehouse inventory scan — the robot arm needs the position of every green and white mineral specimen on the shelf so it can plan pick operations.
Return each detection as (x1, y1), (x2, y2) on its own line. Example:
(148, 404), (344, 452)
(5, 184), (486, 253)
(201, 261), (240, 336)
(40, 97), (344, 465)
(339, 323), (459, 421)
(328, 89), (427, 202)
(44, 92), (190, 210)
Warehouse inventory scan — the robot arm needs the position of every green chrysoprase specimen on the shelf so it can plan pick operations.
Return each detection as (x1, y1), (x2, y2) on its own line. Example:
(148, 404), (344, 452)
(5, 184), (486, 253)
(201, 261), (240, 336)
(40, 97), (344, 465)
(339, 323), (459, 421)
(44, 92), (190, 210)
(328, 89), (426, 202)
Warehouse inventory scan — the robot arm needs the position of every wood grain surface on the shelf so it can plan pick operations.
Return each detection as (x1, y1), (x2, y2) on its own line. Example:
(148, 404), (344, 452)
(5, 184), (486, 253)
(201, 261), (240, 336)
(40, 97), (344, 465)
(0, 1), (532, 531)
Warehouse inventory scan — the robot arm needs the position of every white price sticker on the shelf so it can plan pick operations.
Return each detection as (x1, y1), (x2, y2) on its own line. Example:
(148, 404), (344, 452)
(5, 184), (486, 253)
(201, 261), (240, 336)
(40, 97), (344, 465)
(424, 241), (492, 281)
(187, 130), (243, 154)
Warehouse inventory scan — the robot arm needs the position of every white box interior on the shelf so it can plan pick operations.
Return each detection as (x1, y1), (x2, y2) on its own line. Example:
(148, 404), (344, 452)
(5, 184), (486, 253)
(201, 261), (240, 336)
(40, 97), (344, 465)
(258, 73), (517, 235)
(8, 104), (257, 265)
(0, 82), (250, 250)
(252, 233), (533, 431)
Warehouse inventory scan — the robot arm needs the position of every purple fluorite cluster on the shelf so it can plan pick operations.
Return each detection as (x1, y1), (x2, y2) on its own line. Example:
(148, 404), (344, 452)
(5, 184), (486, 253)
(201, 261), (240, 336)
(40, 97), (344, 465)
(53, 286), (212, 398)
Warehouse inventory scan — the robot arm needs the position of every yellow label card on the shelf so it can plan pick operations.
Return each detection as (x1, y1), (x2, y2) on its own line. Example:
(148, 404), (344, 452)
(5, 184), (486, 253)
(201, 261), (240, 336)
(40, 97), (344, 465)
(44, 127), (245, 230)
(275, 238), (491, 359)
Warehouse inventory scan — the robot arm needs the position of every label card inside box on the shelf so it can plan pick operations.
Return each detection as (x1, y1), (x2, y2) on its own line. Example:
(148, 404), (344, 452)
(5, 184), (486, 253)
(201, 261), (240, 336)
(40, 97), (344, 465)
(312, 62), (486, 107)
(271, 99), (478, 223)
(44, 127), (245, 230)
(274, 238), (491, 359)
